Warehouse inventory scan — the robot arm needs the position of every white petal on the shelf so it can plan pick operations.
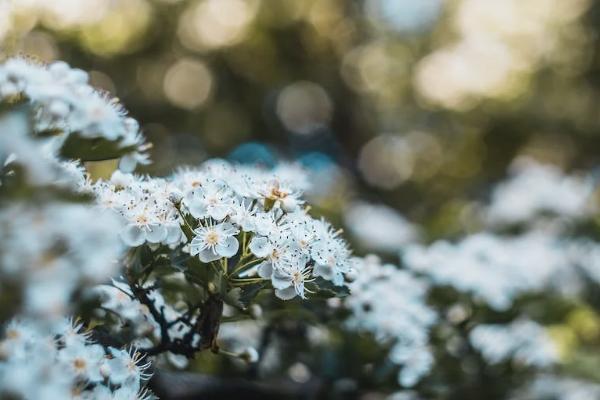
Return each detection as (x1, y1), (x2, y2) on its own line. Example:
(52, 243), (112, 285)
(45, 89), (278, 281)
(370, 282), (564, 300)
(199, 248), (220, 263)
(166, 225), (182, 244)
(281, 196), (299, 212)
(188, 200), (207, 219)
(275, 286), (297, 300)
(189, 236), (204, 256)
(332, 272), (345, 286)
(146, 224), (168, 243)
(314, 264), (334, 280)
(271, 269), (291, 290)
(120, 224), (145, 247)
(216, 236), (239, 258)
(209, 204), (230, 221)
(249, 236), (272, 258)
(257, 261), (273, 278)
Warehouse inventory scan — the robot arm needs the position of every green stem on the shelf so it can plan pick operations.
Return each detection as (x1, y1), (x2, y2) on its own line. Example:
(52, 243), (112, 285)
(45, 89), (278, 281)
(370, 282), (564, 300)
(242, 231), (248, 256)
(231, 278), (268, 286)
(228, 257), (263, 278)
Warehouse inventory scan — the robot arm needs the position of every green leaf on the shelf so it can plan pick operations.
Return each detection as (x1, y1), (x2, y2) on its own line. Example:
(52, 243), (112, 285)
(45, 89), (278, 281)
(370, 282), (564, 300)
(239, 283), (265, 307)
(223, 287), (244, 309)
(59, 133), (137, 161)
(312, 277), (351, 299)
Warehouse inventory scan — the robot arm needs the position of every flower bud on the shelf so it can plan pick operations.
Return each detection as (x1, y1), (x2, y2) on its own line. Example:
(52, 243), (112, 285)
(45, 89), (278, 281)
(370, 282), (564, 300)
(168, 190), (183, 206)
(239, 347), (259, 363)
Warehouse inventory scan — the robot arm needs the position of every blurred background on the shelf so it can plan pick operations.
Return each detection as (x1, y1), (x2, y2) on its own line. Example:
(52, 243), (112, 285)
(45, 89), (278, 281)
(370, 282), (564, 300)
(2, 0), (599, 241)
(3, 1), (600, 398)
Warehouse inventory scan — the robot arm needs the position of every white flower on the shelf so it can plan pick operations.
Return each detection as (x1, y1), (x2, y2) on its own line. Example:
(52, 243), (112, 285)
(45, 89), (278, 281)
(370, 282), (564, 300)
(121, 211), (168, 246)
(184, 181), (235, 221)
(58, 342), (105, 382)
(190, 222), (240, 262)
(257, 178), (304, 212)
(106, 348), (152, 389)
(249, 236), (273, 258)
(229, 200), (257, 231)
(258, 257), (313, 300)
(311, 236), (351, 286)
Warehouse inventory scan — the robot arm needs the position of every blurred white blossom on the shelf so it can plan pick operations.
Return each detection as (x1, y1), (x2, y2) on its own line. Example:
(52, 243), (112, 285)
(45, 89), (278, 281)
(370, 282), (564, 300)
(0, 58), (150, 171)
(486, 158), (596, 226)
(346, 255), (436, 387)
(0, 318), (154, 400)
(470, 320), (558, 367)
(0, 203), (124, 318)
(344, 201), (418, 253)
(403, 231), (570, 310)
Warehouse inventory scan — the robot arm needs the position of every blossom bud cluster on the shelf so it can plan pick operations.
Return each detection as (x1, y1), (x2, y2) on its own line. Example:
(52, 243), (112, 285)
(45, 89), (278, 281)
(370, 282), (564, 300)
(93, 160), (353, 300)
(346, 255), (436, 387)
(0, 318), (154, 400)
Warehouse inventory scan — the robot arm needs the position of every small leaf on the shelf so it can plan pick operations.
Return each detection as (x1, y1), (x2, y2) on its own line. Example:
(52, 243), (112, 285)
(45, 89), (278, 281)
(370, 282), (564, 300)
(60, 133), (138, 162)
(312, 277), (350, 299)
(223, 287), (244, 309)
(239, 283), (265, 307)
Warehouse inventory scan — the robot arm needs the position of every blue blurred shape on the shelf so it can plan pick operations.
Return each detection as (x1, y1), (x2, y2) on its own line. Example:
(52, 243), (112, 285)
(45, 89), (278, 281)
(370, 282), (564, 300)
(228, 142), (277, 168)
(365, 0), (442, 33)
(297, 152), (335, 172)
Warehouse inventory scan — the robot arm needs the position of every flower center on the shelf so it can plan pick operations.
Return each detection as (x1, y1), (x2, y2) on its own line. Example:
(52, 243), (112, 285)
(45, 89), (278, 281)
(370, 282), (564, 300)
(269, 187), (288, 200)
(73, 358), (87, 371)
(292, 271), (303, 284)
(271, 249), (280, 260)
(206, 231), (220, 245)
(6, 330), (19, 340)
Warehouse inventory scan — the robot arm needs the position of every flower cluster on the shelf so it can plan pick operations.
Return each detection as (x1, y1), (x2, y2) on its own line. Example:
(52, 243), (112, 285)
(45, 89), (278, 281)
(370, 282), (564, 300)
(183, 161), (352, 299)
(0, 203), (124, 318)
(0, 318), (153, 400)
(345, 255), (436, 387)
(0, 58), (150, 171)
(0, 57), (156, 398)
(469, 319), (557, 368)
(93, 171), (183, 247)
(93, 160), (353, 300)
